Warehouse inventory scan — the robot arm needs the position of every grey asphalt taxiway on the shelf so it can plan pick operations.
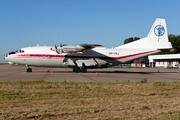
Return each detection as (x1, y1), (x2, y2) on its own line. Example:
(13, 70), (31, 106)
(1, 64), (180, 82)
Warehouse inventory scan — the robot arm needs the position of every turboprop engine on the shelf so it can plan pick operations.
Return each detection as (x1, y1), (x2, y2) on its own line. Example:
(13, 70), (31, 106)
(50, 43), (102, 54)
(50, 44), (84, 53)
(62, 45), (84, 53)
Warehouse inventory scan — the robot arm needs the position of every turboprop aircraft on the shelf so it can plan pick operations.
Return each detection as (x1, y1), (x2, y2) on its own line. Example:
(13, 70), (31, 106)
(4, 18), (173, 72)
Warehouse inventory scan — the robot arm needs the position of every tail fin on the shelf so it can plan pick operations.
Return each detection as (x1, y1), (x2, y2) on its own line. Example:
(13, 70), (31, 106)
(147, 18), (168, 42)
(115, 18), (172, 49)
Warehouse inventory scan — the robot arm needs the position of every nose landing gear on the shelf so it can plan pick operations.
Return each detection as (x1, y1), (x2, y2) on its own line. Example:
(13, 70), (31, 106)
(26, 65), (32, 72)
(27, 68), (32, 72)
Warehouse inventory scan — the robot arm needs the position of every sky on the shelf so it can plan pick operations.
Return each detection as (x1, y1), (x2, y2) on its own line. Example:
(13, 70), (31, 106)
(1, 0), (180, 63)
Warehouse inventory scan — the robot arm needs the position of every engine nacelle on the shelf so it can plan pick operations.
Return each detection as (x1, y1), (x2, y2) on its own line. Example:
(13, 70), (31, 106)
(62, 45), (84, 53)
(50, 44), (102, 54)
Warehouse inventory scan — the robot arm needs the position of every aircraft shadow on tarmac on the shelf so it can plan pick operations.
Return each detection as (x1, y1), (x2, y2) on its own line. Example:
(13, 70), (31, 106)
(34, 70), (179, 74)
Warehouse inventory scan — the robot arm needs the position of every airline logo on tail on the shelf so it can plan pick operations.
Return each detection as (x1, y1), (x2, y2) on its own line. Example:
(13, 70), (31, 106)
(154, 25), (165, 36)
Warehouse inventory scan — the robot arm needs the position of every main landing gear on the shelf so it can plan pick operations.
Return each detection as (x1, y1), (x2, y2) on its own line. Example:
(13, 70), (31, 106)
(73, 67), (87, 73)
(73, 62), (87, 73)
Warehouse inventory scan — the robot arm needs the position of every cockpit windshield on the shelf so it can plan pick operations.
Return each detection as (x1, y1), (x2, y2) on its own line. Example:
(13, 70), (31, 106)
(15, 49), (24, 53)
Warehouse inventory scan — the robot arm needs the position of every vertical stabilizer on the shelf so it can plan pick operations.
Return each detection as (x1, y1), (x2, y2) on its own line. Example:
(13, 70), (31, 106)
(115, 18), (172, 49)
(147, 18), (168, 42)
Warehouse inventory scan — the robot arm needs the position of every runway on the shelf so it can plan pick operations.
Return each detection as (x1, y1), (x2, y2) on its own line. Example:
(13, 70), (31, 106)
(0, 64), (180, 82)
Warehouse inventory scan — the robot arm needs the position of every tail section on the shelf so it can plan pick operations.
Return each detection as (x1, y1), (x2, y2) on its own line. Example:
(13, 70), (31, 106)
(147, 18), (168, 42)
(115, 18), (173, 49)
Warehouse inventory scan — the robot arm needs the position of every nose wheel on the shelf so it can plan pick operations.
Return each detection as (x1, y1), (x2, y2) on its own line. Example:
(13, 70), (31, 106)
(27, 68), (32, 72)
(26, 65), (32, 72)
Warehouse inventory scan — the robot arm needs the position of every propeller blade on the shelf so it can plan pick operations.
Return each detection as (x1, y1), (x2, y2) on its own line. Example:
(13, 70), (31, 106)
(60, 38), (62, 47)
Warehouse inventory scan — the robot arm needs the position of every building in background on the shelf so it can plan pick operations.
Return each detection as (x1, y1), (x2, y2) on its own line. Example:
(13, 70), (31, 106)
(148, 54), (180, 68)
(132, 56), (149, 67)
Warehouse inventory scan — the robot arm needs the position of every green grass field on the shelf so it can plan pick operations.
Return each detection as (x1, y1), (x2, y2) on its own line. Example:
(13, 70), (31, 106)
(0, 63), (8, 65)
(1, 80), (180, 120)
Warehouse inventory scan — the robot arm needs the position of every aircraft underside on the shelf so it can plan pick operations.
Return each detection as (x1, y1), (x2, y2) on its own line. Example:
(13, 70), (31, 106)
(5, 56), (121, 72)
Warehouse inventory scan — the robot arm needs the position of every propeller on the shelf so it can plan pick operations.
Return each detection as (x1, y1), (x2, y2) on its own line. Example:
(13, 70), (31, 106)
(54, 42), (59, 54)
(59, 38), (64, 54)
(51, 39), (65, 54)
(59, 42), (63, 54)
(55, 38), (64, 54)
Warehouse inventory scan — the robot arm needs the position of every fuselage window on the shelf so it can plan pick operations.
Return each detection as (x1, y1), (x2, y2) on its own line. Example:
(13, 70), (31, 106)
(43, 55), (45, 57)
(31, 54), (33, 56)
(36, 54), (38, 57)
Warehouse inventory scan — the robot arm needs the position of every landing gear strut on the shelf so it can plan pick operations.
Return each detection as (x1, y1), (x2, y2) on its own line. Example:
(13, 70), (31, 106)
(81, 62), (87, 73)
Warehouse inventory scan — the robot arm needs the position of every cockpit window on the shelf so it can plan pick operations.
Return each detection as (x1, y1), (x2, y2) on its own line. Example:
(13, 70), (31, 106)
(9, 52), (15, 55)
(15, 49), (24, 53)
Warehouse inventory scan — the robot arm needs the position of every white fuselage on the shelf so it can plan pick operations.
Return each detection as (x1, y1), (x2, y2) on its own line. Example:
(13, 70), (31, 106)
(4, 46), (160, 68)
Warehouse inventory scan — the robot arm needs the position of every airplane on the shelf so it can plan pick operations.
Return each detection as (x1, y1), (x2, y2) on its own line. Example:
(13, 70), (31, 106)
(4, 18), (173, 72)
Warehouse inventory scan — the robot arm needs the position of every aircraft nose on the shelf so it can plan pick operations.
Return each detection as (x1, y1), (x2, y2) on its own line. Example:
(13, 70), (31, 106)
(3, 54), (8, 60)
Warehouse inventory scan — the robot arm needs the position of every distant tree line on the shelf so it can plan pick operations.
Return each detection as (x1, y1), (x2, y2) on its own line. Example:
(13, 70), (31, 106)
(124, 34), (180, 54)
(124, 37), (140, 44)
(168, 34), (180, 54)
